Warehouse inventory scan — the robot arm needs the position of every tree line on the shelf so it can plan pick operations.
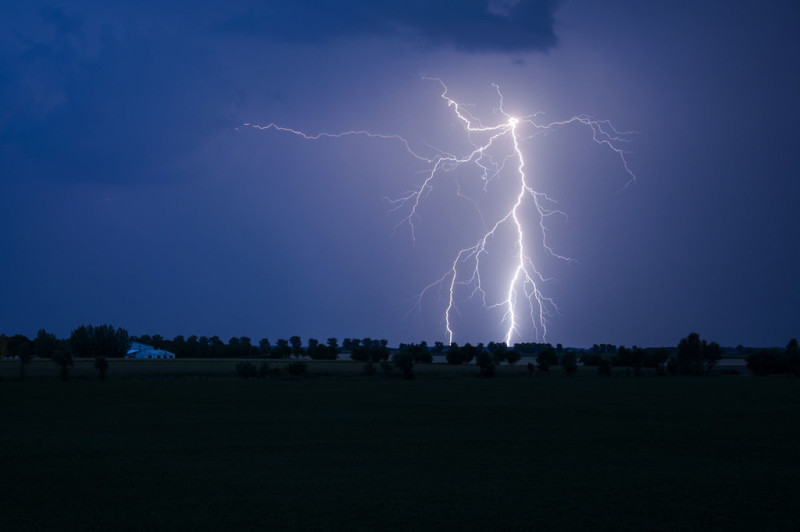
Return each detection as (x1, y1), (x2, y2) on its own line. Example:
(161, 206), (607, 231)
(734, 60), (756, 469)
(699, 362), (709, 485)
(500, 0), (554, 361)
(745, 338), (800, 377)
(2, 326), (799, 380)
(0, 326), (396, 361)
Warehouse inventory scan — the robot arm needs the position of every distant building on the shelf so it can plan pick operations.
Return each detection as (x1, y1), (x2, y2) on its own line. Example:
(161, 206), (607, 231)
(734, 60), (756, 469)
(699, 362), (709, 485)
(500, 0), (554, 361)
(126, 342), (175, 359)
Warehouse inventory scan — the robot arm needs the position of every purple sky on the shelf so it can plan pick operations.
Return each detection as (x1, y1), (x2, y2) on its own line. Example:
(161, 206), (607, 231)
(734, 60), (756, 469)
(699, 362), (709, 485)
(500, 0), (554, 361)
(2, 1), (799, 348)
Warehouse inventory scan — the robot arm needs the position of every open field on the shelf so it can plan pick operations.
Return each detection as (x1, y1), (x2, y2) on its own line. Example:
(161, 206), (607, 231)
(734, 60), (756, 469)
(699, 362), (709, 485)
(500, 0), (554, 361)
(1, 372), (798, 530)
(0, 357), (549, 381)
(2, 356), (748, 382)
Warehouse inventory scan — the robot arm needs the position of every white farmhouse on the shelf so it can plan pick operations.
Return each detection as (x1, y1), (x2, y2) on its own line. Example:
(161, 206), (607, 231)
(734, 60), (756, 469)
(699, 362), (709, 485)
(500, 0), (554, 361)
(126, 342), (175, 359)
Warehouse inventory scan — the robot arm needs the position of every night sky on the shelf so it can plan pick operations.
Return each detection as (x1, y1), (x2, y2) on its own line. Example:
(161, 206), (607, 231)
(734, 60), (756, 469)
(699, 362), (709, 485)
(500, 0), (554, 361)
(2, 1), (799, 348)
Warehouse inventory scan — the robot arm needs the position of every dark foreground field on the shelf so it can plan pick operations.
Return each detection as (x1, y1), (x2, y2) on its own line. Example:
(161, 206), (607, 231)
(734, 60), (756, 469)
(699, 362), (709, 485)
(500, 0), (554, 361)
(1, 374), (798, 530)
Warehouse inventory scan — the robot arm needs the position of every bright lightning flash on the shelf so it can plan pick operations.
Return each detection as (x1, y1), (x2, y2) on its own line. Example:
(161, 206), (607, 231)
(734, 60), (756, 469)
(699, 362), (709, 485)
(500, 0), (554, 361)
(244, 79), (635, 345)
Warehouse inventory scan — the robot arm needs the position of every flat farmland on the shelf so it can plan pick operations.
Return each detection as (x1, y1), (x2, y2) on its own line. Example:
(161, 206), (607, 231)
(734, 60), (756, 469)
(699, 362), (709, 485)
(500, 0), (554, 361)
(0, 358), (540, 381)
(1, 371), (798, 530)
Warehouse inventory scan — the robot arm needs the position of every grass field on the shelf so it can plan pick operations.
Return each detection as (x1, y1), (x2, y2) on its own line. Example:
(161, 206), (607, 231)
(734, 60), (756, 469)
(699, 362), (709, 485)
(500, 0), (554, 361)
(0, 357), (537, 381)
(1, 366), (798, 530)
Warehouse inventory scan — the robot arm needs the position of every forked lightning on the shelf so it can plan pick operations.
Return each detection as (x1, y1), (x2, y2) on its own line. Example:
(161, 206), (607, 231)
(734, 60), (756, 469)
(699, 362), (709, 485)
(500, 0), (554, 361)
(244, 79), (635, 344)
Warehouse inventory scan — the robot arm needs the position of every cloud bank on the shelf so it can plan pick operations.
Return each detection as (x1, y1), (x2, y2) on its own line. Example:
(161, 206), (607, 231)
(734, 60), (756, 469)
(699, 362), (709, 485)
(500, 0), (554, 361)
(219, 0), (559, 53)
(0, 0), (560, 186)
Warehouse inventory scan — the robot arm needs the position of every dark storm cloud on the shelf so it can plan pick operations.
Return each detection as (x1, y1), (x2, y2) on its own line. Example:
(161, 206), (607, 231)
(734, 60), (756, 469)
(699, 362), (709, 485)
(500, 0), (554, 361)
(218, 0), (559, 53)
(0, 3), (227, 185)
(0, 0), (559, 186)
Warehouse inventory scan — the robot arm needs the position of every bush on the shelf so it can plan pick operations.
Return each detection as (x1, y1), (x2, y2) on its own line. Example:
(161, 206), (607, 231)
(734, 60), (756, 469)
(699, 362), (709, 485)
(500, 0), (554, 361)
(747, 348), (788, 376)
(380, 360), (394, 376)
(666, 358), (679, 375)
(286, 361), (307, 376)
(598, 358), (612, 377)
(350, 339), (390, 362)
(476, 352), (495, 378)
(258, 362), (270, 378)
(392, 352), (415, 380)
(505, 349), (521, 365)
(560, 352), (578, 375)
(363, 361), (376, 376)
(536, 346), (558, 372)
(94, 356), (109, 381)
(446, 343), (478, 365)
(579, 353), (602, 366)
(52, 350), (73, 382)
(413, 351), (433, 364)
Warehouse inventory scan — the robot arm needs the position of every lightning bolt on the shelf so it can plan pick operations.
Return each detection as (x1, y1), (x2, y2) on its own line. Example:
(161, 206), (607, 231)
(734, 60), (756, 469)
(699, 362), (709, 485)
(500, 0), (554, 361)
(244, 78), (635, 345)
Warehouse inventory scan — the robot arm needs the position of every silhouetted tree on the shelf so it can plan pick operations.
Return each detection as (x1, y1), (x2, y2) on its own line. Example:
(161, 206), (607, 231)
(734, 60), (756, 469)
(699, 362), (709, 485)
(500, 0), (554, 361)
(614, 346), (631, 368)
(476, 351), (495, 378)
(398, 342), (432, 364)
(447, 343), (479, 365)
(342, 338), (358, 352)
(289, 336), (304, 358)
(536, 345), (558, 372)
(188, 336), (202, 357)
(598, 358), (612, 377)
(704, 341), (722, 375)
(171, 335), (187, 357)
(646, 348), (669, 375)
(53, 349), (73, 381)
(677, 333), (722, 376)
(151, 334), (164, 348)
(560, 352), (578, 375)
(351, 338), (389, 362)
(487, 342), (509, 365)
(306, 338), (336, 360)
(327, 337), (339, 356)
(747, 348), (788, 376)
(70, 324), (129, 358)
(209, 336), (226, 357)
(9, 334), (34, 380)
(515, 342), (552, 355)
(631, 346), (645, 376)
(259, 338), (272, 357)
(787, 338), (800, 377)
(461, 342), (482, 364)
(70, 325), (92, 357)
(34, 329), (58, 359)
(227, 337), (240, 358)
(100, 325), (129, 357)
(307, 338), (320, 358)
(271, 339), (292, 359)
(94, 356), (109, 380)
(240, 337), (255, 358)
(580, 353), (603, 366)
(412, 342), (433, 364)
(392, 351), (415, 380)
